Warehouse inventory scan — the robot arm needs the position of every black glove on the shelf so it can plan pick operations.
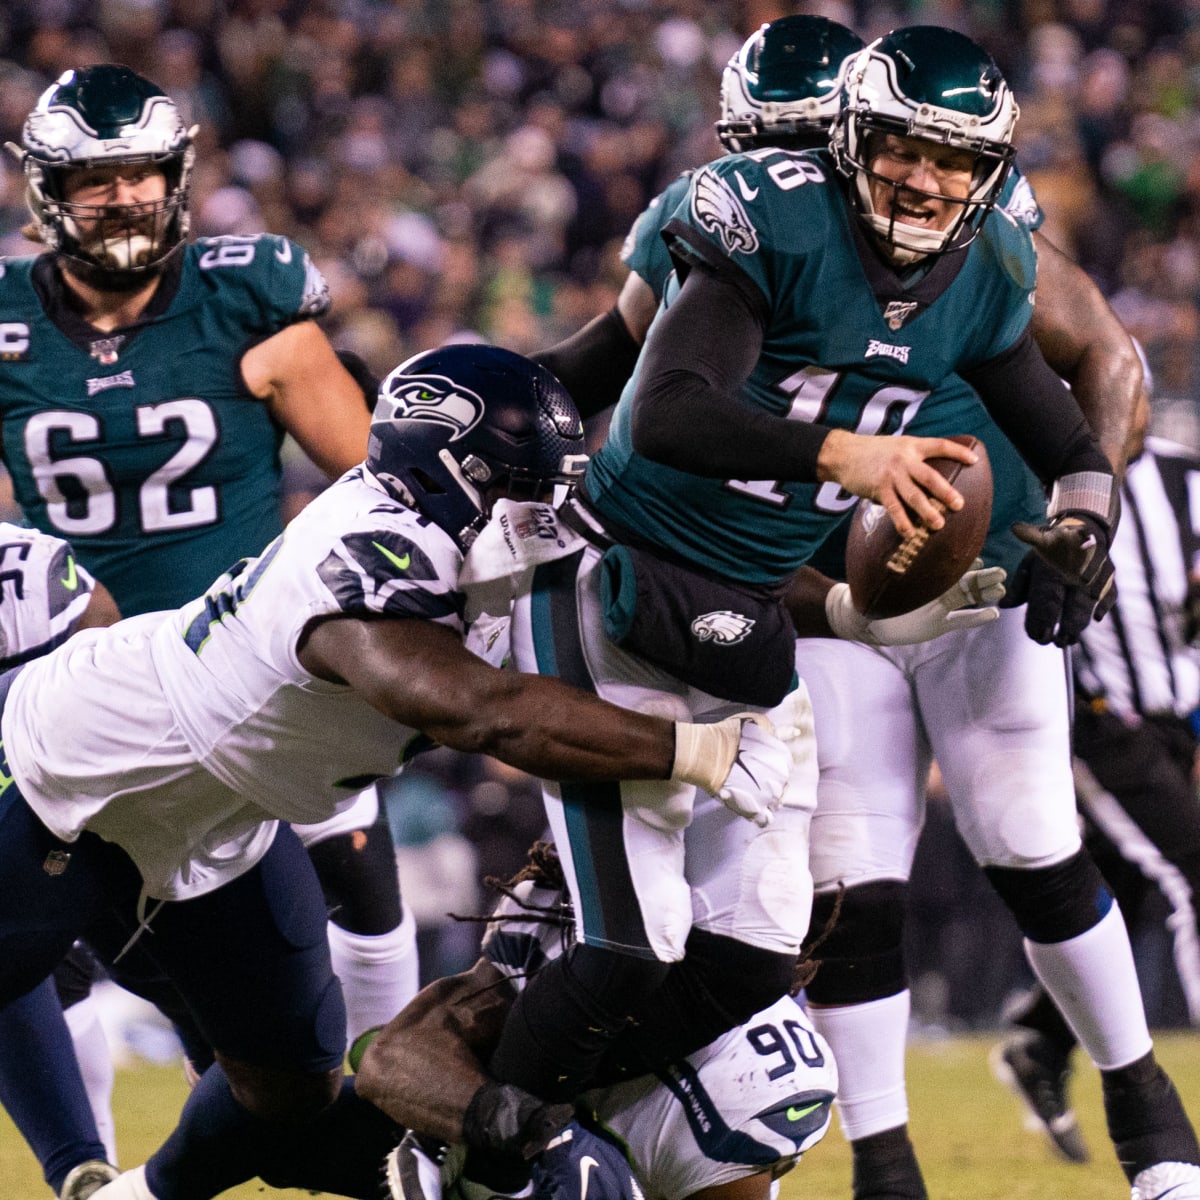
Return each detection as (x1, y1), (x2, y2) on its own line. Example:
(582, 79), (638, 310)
(1010, 550), (1102, 647)
(1011, 513), (1117, 621)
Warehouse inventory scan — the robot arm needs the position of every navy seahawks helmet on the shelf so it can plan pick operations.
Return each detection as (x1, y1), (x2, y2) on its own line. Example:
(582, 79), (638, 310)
(717, 16), (864, 153)
(833, 27), (1018, 263)
(8, 65), (195, 286)
(368, 344), (587, 551)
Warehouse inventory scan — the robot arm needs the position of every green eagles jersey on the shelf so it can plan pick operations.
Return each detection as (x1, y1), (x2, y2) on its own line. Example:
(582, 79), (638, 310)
(587, 148), (1039, 584)
(618, 158), (1047, 580)
(0, 234), (330, 615)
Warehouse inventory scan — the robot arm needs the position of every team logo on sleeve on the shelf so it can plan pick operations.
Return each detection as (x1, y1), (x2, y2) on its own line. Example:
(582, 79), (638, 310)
(692, 168), (759, 256)
(391, 376), (485, 440)
(298, 253), (331, 315)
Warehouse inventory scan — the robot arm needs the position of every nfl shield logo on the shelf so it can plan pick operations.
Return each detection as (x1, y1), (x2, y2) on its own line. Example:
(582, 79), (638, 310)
(883, 301), (919, 331)
(43, 850), (71, 876)
(89, 335), (124, 366)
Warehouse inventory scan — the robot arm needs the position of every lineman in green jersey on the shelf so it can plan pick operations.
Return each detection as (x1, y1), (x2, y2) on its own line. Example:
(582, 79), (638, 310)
(0, 64), (412, 1200)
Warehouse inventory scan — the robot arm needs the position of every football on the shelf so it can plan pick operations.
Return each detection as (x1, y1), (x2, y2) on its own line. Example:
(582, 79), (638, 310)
(845, 435), (993, 619)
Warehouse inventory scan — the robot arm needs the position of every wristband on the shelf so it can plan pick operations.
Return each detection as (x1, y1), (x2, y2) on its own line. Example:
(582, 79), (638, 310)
(1047, 471), (1118, 528)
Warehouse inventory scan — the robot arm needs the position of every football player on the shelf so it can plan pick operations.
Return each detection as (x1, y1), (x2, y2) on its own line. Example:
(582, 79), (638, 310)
(0, 63), (416, 1196)
(992, 354), (1200, 1168)
(538, 17), (1169, 1200)
(0, 343), (800, 1200)
(463, 17), (1125, 1200)
(505, 21), (1197, 1200)
(357, 844), (838, 1200)
(0, 529), (123, 1200)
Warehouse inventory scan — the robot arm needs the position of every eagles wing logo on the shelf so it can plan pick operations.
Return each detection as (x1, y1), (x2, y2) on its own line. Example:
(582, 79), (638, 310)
(391, 375), (485, 440)
(691, 168), (759, 257)
(691, 610), (756, 645)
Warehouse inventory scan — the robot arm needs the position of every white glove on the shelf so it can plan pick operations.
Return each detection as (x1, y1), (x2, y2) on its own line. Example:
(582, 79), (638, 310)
(671, 713), (790, 828)
(825, 560), (1006, 647)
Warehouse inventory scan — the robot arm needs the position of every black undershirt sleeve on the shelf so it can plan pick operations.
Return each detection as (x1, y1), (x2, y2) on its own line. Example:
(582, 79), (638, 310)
(960, 327), (1111, 486)
(534, 306), (643, 420)
(630, 257), (831, 481)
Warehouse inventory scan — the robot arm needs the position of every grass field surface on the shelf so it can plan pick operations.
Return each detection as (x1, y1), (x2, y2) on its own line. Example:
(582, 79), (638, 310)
(3, 1034), (1197, 1198)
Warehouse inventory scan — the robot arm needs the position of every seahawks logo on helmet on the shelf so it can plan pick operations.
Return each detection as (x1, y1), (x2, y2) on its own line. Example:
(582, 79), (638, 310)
(691, 610), (756, 645)
(387, 375), (485, 441)
(691, 168), (759, 257)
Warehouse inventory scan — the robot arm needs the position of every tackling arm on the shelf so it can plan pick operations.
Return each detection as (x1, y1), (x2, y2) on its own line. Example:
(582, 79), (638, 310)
(298, 616), (675, 780)
(1031, 232), (1141, 477)
(298, 616), (790, 822)
(241, 321), (372, 478)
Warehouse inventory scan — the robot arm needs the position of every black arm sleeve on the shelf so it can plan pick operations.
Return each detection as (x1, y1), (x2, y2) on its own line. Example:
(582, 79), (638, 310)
(960, 327), (1112, 486)
(630, 261), (831, 480)
(534, 307), (643, 420)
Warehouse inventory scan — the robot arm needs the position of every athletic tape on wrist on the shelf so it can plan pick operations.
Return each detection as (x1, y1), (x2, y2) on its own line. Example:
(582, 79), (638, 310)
(1047, 471), (1117, 527)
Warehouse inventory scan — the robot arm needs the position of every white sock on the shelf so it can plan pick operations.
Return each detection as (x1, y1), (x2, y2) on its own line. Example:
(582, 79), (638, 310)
(1024, 901), (1153, 1070)
(328, 902), (420, 1042)
(63, 993), (117, 1165)
(808, 990), (911, 1141)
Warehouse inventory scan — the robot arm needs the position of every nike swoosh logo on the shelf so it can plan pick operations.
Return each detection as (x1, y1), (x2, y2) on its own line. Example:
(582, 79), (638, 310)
(373, 542), (411, 571)
(786, 1102), (824, 1122)
(579, 1155), (599, 1200)
(62, 556), (79, 591)
(275, 240), (292, 263)
(734, 171), (759, 201)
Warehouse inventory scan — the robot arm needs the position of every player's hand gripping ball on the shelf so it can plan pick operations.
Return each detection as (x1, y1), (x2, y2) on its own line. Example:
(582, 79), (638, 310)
(846, 435), (993, 619)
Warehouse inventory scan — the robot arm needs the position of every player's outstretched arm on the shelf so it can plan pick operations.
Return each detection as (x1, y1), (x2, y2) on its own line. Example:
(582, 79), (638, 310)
(242, 320), (373, 479)
(1031, 232), (1141, 476)
(298, 616), (790, 817)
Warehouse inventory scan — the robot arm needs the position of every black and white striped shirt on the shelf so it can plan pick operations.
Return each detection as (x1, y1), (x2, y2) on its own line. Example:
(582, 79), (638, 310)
(1075, 436), (1200, 720)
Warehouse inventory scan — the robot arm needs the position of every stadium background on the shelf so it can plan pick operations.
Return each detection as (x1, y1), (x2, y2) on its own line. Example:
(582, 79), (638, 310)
(0, 0), (1199, 1193)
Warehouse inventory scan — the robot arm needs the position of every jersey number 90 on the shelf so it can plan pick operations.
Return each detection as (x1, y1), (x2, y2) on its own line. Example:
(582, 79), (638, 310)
(24, 400), (219, 536)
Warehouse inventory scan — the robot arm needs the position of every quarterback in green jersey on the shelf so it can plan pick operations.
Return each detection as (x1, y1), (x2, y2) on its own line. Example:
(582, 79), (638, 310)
(520, 23), (1198, 1200)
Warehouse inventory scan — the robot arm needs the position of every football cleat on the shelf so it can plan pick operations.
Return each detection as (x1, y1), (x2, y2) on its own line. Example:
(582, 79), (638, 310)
(386, 1131), (449, 1200)
(59, 1160), (121, 1200)
(990, 1032), (1089, 1164)
(1130, 1161), (1200, 1200)
(84, 1165), (158, 1199)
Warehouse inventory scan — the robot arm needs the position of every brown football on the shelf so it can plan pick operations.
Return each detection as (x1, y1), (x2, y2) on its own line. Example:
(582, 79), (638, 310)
(845, 435), (993, 619)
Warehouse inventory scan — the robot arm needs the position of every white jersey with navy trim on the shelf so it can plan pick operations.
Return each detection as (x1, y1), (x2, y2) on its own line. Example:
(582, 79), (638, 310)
(0, 523), (96, 668)
(1, 467), (465, 900)
(483, 882), (837, 1200)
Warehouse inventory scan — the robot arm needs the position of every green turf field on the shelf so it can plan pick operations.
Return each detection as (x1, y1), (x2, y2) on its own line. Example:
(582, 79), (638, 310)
(3, 1034), (1198, 1198)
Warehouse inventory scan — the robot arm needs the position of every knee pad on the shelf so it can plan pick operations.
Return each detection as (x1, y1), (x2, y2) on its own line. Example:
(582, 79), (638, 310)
(306, 815), (402, 935)
(984, 848), (1113, 943)
(804, 880), (907, 1005)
